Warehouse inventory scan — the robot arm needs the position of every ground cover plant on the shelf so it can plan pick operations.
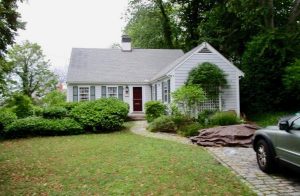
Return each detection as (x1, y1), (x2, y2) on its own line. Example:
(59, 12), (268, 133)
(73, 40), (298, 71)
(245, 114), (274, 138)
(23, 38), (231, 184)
(0, 124), (255, 195)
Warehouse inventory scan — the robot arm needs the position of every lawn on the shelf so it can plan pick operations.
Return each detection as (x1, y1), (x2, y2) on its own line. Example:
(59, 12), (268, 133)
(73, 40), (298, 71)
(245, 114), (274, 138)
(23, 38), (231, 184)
(0, 123), (254, 195)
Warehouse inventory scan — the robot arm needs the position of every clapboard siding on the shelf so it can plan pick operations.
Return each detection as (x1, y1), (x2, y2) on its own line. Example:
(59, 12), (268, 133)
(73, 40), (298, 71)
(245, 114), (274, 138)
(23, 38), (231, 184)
(67, 85), (73, 102)
(174, 53), (239, 113)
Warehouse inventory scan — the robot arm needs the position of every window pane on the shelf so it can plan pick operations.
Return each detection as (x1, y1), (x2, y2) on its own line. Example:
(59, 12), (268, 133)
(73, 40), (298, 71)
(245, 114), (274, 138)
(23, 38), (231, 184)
(79, 87), (89, 101)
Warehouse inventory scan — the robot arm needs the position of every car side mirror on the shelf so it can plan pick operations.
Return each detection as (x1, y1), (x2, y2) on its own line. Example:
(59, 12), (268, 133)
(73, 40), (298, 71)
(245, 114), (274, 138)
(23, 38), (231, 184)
(279, 120), (289, 131)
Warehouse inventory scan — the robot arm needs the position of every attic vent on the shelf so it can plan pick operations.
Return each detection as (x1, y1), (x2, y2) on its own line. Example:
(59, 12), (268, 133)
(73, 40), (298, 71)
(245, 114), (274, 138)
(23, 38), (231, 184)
(198, 47), (212, 53)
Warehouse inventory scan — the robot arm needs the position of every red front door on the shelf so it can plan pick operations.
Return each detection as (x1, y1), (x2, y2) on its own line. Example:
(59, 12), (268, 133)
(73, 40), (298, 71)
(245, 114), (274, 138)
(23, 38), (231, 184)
(133, 87), (142, 111)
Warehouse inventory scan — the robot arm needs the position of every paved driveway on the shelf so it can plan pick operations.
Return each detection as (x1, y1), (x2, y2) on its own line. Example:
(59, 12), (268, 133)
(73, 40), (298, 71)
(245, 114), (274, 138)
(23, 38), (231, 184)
(207, 147), (300, 196)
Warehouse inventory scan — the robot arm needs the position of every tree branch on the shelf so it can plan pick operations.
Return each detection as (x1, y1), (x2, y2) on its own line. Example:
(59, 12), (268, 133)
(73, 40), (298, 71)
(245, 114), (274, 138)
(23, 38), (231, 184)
(288, 0), (300, 25)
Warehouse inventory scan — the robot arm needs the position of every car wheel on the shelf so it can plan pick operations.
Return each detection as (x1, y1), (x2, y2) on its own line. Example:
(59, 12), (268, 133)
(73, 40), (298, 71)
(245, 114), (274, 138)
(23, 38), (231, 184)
(256, 139), (276, 173)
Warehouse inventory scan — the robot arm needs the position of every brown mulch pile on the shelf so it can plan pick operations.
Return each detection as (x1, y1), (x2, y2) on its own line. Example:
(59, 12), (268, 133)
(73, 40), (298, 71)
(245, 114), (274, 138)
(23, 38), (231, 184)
(190, 124), (260, 147)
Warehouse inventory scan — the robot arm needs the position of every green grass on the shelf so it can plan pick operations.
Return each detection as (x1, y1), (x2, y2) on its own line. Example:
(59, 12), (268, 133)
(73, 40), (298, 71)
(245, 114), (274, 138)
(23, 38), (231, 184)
(249, 111), (294, 127)
(0, 124), (254, 195)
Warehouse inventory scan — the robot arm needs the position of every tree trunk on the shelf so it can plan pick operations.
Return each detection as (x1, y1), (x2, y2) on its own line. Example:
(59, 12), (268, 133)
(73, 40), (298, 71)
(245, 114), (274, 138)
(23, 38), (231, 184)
(261, 0), (274, 29)
(288, 0), (300, 25)
(155, 0), (174, 48)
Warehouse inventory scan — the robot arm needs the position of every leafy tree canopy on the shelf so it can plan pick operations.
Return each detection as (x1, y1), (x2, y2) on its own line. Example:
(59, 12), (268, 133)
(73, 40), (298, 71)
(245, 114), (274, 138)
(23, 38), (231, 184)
(7, 41), (58, 98)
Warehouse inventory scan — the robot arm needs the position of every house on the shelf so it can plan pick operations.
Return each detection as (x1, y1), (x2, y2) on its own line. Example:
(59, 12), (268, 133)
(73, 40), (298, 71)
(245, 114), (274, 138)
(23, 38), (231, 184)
(66, 36), (244, 116)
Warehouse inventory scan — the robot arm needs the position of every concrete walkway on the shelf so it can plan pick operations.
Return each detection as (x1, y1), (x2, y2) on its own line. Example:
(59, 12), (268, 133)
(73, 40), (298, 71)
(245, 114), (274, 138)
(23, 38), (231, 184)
(130, 121), (300, 196)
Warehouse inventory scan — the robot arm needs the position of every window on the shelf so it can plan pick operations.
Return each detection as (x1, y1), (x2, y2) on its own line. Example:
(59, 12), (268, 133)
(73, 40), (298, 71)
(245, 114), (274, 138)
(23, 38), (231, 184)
(162, 80), (170, 103)
(79, 87), (89, 101)
(292, 118), (300, 130)
(107, 87), (118, 98)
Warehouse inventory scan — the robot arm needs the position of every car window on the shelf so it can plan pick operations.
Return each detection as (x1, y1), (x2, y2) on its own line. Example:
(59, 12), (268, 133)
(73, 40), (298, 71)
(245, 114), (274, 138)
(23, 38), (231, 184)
(291, 118), (300, 130)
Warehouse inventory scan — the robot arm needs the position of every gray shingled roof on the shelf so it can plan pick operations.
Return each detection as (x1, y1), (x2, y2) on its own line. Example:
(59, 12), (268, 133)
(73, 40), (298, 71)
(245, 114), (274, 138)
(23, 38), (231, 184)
(67, 48), (184, 84)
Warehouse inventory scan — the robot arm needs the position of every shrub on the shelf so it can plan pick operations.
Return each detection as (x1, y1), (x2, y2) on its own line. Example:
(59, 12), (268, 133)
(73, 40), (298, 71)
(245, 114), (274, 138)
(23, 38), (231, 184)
(4, 117), (84, 138)
(43, 106), (67, 119)
(0, 109), (17, 133)
(197, 110), (217, 126)
(42, 90), (66, 107)
(172, 85), (206, 118)
(177, 122), (202, 137)
(61, 102), (82, 112)
(70, 98), (129, 131)
(210, 111), (240, 126)
(148, 115), (176, 133)
(171, 114), (192, 129)
(145, 101), (167, 122)
(32, 106), (43, 116)
(11, 93), (33, 118)
(187, 62), (228, 99)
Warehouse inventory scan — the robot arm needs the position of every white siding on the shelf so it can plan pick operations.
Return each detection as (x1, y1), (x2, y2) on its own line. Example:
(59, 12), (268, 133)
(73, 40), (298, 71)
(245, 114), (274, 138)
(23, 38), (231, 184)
(67, 85), (73, 102)
(174, 53), (239, 114)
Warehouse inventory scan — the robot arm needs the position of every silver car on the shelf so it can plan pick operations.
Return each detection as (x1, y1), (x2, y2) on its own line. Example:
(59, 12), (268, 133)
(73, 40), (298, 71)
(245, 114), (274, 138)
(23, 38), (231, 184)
(252, 115), (300, 173)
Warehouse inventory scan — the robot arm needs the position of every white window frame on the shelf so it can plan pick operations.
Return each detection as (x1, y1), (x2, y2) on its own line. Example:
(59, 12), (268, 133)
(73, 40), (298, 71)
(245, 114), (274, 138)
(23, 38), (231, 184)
(106, 86), (118, 98)
(79, 86), (90, 101)
(162, 80), (170, 103)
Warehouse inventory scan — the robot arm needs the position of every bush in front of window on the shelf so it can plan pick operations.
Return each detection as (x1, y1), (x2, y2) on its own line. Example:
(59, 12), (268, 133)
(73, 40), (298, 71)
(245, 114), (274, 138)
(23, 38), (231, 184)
(70, 98), (129, 132)
(145, 101), (167, 122)
(4, 117), (84, 138)
(42, 106), (68, 119)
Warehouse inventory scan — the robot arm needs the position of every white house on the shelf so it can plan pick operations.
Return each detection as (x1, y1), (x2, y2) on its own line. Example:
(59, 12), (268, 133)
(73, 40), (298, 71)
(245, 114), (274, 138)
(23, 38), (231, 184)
(66, 36), (244, 115)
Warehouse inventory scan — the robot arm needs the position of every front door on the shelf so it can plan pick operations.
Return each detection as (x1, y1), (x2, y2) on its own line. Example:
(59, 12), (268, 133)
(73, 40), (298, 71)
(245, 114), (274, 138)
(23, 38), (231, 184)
(133, 87), (142, 111)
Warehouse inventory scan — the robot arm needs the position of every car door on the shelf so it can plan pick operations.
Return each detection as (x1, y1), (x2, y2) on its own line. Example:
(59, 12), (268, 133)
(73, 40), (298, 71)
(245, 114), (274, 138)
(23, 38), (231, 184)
(275, 117), (300, 167)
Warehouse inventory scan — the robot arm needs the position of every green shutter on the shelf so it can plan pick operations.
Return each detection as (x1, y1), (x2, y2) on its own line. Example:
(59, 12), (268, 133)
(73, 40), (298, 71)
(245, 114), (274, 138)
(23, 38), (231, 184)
(90, 86), (95, 100)
(155, 84), (157, 100)
(167, 79), (171, 103)
(73, 86), (78, 102)
(118, 86), (123, 101)
(101, 86), (106, 98)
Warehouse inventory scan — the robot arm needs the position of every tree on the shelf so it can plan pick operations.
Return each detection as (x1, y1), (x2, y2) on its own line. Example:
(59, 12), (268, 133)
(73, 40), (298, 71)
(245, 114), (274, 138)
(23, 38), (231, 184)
(187, 62), (227, 99)
(7, 41), (58, 98)
(283, 59), (300, 103)
(0, 0), (25, 57)
(42, 90), (66, 107)
(172, 85), (206, 117)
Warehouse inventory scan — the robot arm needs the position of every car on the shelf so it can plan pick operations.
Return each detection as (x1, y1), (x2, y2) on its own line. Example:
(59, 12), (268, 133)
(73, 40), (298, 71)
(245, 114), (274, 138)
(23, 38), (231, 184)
(252, 114), (300, 173)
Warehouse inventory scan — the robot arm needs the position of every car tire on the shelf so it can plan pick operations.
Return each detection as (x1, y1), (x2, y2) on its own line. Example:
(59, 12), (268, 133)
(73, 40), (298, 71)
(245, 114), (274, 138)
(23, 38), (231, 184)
(255, 139), (276, 173)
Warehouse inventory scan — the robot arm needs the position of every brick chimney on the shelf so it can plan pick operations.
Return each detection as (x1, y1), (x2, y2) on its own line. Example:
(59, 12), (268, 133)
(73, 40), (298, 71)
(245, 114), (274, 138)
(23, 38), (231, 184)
(121, 35), (132, 52)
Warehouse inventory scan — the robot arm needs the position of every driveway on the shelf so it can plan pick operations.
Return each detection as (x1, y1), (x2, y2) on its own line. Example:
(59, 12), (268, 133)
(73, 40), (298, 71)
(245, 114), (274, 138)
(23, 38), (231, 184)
(207, 147), (300, 196)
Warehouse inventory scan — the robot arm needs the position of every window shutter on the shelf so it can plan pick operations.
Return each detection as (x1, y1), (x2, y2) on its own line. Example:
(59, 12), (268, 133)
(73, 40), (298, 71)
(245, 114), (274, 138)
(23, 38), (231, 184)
(101, 86), (106, 98)
(90, 86), (95, 100)
(155, 84), (157, 100)
(118, 86), (123, 101)
(167, 79), (171, 103)
(73, 86), (78, 102)
(161, 82), (164, 102)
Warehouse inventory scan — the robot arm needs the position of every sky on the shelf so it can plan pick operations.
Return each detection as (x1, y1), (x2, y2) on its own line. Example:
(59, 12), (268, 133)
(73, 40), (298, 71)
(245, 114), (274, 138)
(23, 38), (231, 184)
(16, 0), (129, 73)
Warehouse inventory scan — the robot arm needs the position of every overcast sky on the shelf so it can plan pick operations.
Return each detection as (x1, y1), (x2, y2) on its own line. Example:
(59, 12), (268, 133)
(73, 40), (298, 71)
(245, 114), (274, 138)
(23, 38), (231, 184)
(16, 0), (129, 72)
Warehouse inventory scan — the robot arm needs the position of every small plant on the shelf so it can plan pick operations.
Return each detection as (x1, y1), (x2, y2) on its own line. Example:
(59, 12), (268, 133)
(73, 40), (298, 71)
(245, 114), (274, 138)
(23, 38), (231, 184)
(172, 85), (206, 118)
(0, 109), (17, 133)
(42, 106), (68, 119)
(197, 110), (217, 126)
(145, 101), (167, 122)
(148, 115), (176, 132)
(210, 111), (240, 126)
(177, 122), (202, 137)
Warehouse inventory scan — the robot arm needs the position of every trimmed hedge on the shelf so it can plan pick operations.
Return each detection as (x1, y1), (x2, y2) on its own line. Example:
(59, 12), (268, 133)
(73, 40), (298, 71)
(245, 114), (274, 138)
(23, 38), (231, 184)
(210, 111), (240, 126)
(70, 98), (129, 131)
(148, 116), (176, 133)
(4, 117), (84, 138)
(0, 109), (17, 132)
(43, 106), (67, 119)
(145, 101), (167, 122)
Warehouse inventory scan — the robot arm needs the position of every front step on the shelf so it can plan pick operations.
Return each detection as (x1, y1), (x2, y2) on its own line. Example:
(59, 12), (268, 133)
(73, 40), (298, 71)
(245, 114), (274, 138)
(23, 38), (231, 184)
(128, 113), (146, 121)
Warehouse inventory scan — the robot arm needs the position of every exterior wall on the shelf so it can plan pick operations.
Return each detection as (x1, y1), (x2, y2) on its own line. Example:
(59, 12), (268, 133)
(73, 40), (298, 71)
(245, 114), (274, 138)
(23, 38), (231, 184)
(174, 53), (240, 115)
(66, 84), (151, 114)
